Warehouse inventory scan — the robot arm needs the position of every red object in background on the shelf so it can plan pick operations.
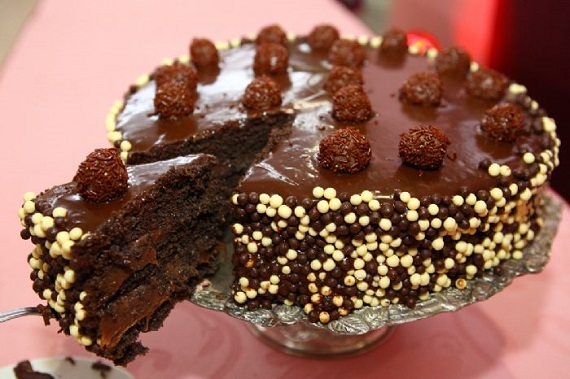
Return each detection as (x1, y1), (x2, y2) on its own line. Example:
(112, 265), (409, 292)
(489, 0), (569, 201)
(406, 30), (440, 53)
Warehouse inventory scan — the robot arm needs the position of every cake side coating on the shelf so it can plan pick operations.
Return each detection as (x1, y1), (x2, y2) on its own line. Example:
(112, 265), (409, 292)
(19, 154), (225, 364)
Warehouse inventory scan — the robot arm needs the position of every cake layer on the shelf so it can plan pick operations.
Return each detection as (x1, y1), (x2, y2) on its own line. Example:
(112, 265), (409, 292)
(19, 154), (224, 364)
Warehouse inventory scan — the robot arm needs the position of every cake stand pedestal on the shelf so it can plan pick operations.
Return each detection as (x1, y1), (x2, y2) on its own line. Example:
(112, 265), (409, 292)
(247, 322), (395, 357)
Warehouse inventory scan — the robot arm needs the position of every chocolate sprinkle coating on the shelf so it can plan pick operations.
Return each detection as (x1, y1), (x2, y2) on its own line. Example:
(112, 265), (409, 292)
(73, 148), (128, 203)
(331, 85), (373, 122)
(154, 79), (197, 119)
(153, 61), (198, 90)
(379, 29), (408, 57)
(435, 46), (471, 77)
(481, 103), (524, 142)
(328, 39), (367, 68)
(318, 127), (372, 174)
(242, 76), (282, 111)
(466, 67), (509, 101)
(307, 24), (340, 51)
(399, 72), (443, 106)
(399, 125), (450, 170)
(253, 42), (289, 75)
(323, 66), (364, 96)
(190, 38), (220, 68)
(256, 24), (288, 47)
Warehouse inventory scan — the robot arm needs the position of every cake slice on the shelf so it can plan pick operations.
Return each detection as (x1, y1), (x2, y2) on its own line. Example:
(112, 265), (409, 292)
(19, 149), (225, 365)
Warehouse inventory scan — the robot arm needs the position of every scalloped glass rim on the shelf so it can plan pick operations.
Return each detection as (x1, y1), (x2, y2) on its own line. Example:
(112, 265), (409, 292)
(191, 193), (563, 335)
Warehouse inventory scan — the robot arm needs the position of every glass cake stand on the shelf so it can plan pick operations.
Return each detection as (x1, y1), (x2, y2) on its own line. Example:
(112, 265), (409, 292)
(191, 194), (562, 357)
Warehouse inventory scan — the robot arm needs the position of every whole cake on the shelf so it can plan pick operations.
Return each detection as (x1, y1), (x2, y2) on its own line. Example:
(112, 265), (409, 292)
(19, 150), (225, 364)
(19, 24), (560, 364)
(105, 24), (559, 325)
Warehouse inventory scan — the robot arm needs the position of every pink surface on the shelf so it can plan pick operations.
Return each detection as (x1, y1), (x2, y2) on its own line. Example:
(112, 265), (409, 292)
(0, 1), (568, 378)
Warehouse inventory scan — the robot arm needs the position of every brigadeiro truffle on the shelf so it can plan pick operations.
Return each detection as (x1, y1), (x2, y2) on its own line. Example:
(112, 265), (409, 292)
(435, 46), (471, 77)
(242, 76), (282, 111)
(399, 72), (443, 106)
(154, 79), (197, 119)
(318, 127), (372, 174)
(466, 67), (509, 101)
(328, 39), (367, 68)
(153, 61), (198, 90)
(256, 24), (288, 47)
(73, 148), (128, 203)
(379, 29), (408, 57)
(253, 42), (289, 75)
(323, 66), (364, 96)
(332, 85), (373, 122)
(307, 24), (340, 51)
(190, 38), (220, 68)
(481, 103), (524, 142)
(399, 125), (450, 170)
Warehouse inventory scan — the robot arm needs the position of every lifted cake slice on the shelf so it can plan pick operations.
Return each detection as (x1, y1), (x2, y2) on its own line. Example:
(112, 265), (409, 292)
(19, 149), (225, 365)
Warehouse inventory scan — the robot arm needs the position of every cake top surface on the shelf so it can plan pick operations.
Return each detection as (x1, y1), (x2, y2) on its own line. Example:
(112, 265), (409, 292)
(112, 27), (558, 202)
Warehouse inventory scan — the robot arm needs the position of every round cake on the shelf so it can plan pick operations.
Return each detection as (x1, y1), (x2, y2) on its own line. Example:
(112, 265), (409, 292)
(106, 24), (559, 325)
(20, 24), (560, 364)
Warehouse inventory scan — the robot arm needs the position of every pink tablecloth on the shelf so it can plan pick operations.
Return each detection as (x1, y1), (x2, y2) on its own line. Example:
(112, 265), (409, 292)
(1, 1), (568, 378)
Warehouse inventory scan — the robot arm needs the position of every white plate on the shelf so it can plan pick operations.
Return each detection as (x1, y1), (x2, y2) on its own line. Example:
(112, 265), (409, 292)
(0, 356), (134, 379)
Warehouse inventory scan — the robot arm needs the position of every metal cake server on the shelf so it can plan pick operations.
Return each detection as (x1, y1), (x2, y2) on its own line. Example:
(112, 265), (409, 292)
(0, 307), (40, 323)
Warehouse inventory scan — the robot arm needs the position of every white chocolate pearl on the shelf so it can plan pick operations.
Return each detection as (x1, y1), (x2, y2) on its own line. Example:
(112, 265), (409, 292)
(499, 165), (511, 176)
(323, 188), (337, 200)
(490, 188), (503, 200)
(313, 187), (325, 198)
(329, 198), (342, 211)
(488, 163), (501, 177)
(278, 205), (292, 219)
(432, 238), (444, 250)
(361, 190), (373, 203)
(399, 192), (411, 203)
(407, 197), (420, 210)
(317, 200), (329, 213)
(428, 204), (439, 216)
(269, 195), (283, 208)
(350, 194), (362, 205)
(259, 193), (270, 204)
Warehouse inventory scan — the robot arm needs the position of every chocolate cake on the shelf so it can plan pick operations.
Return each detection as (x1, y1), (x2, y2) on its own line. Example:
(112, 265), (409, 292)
(18, 150), (225, 364)
(105, 24), (559, 325)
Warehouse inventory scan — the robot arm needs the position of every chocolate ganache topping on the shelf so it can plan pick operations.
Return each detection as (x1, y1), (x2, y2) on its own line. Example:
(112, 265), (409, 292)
(110, 29), (557, 199)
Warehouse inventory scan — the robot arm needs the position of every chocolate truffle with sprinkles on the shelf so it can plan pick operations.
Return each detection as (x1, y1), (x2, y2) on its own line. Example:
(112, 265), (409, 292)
(307, 24), (340, 51)
(323, 66), (363, 96)
(318, 127), (372, 174)
(153, 61), (197, 90)
(256, 24), (288, 47)
(379, 29), (408, 57)
(466, 67), (509, 101)
(435, 46), (471, 77)
(253, 42), (289, 75)
(399, 72), (443, 106)
(154, 79), (197, 119)
(481, 103), (524, 142)
(190, 38), (219, 68)
(242, 76), (282, 111)
(399, 125), (450, 170)
(331, 85), (373, 122)
(328, 39), (367, 68)
(74, 148), (128, 203)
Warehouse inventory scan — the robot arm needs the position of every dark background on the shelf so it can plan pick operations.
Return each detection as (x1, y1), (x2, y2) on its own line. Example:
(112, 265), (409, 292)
(490, 0), (569, 201)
